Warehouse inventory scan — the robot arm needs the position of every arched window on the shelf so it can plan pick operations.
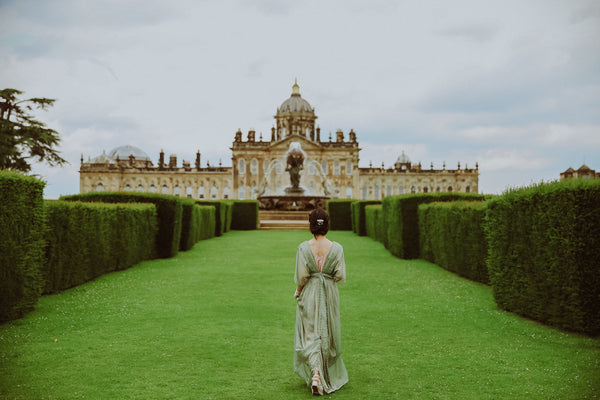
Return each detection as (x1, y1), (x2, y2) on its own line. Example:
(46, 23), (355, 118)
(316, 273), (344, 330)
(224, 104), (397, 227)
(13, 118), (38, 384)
(238, 186), (245, 200)
(448, 186), (453, 192)
(436, 187), (441, 192)
(386, 186), (392, 196)
(238, 159), (245, 174)
(174, 185), (181, 196)
(186, 186), (192, 198)
(162, 185), (168, 194)
(210, 186), (217, 199)
(346, 186), (353, 199)
(223, 186), (230, 199)
(251, 159), (258, 175)
(334, 161), (340, 175)
(198, 186), (205, 199)
(96, 183), (104, 192)
(346, 160), (353, 175)
(137, 184), (144, 193)
(398, 186), (405, 195)
(149, 184), (156, 193)
(411, 186), (416, 193)
(465, 186), (471, 193)
(362, 185), (368, 200)
(374, 185), (380, 200)
(423, 187), (429, 193)
(124, 184), (131, 192)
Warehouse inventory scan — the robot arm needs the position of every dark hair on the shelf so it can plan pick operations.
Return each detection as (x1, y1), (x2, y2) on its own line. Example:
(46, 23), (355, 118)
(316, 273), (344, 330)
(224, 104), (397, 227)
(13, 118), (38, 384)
(309, 208), (329, 236)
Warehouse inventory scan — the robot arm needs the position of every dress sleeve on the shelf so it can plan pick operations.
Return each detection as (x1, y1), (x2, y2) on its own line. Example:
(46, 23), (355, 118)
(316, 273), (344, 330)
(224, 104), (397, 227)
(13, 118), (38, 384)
(294, 245), (310, 286)
(334, 246), (346, 284)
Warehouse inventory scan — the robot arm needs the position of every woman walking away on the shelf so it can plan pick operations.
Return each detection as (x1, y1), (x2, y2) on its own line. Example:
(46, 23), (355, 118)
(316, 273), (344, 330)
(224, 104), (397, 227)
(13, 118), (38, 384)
(294, 208), (348, 396)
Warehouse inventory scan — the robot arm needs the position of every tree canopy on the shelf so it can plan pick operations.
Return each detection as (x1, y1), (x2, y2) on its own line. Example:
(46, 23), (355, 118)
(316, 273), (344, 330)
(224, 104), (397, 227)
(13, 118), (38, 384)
(0, 88), (68, 172)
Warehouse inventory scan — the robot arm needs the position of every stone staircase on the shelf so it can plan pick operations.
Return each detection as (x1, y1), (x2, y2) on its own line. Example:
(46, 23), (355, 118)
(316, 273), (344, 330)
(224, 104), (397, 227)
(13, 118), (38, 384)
(259, 210), (311, 231)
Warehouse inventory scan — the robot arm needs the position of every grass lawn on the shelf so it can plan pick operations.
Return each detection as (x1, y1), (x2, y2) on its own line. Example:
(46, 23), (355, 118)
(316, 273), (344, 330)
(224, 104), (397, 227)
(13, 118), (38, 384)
(1, 231), (598, 399)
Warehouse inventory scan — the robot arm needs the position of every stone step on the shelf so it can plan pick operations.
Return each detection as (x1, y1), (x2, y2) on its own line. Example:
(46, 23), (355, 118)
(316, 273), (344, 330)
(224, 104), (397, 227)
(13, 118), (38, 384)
(259, 211), (311, 221)
(259, 220), (309, 231)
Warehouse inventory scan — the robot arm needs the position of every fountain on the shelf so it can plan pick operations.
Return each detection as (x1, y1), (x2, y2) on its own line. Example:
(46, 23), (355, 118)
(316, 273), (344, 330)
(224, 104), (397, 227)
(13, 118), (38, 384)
(257, 142), (335, 210)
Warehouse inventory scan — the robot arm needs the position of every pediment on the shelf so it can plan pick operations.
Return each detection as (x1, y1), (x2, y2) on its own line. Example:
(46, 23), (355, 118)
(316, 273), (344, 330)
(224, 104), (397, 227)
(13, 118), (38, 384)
(269, 134), (323, 152)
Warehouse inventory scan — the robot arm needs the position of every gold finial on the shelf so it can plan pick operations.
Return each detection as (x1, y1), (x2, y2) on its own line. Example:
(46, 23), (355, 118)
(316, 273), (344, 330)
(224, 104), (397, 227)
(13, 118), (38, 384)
(292, 78), (300, 95)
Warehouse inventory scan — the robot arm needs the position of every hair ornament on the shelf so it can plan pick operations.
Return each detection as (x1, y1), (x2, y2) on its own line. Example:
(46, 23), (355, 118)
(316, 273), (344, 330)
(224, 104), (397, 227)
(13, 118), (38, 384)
(317, 219), (324, 225)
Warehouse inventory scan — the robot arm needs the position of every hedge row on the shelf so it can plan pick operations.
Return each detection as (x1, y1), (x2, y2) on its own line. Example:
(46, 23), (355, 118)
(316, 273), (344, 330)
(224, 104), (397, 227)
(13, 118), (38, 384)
(382, 193), (487, 259)
(0, 171), (46, 322)
(351, 200), (381, 236)
(230, 200), (258, 230)
(365, 204), (385, 243)
(419, 201), (489, 284)
(485, 179), (600, 335)
(43, 201), (158, 293)
(197, 200), (232, 236)
(60, 193), (183, 259)
(326, 199), (354, 230)
(180, 201), (216, 251)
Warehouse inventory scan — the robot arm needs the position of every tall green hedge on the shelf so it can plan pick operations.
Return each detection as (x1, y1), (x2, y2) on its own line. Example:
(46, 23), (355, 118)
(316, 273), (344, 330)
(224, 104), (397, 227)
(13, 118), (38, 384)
(485, 179), (600, 335)
(382, 193), (486, 259)
(351, 200), (381, 235)
(60, 192), (182, 259)
(230, 200), (258, 230)
(43, 201), (158, 293)
(326, 199), (354, 230)
(365, 204), (385, 243)
(0, 171), (46, 322)
(197, 200), (231, 236)
(419, 201), (489, 284)
(180, 201), (216, 251)
(222, 201), (234, 233)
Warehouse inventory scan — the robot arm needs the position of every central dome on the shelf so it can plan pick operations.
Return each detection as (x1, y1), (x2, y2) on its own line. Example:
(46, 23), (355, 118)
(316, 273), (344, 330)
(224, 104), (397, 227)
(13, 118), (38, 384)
(278, 79), (313, 114)
(108, 145), (151, 161)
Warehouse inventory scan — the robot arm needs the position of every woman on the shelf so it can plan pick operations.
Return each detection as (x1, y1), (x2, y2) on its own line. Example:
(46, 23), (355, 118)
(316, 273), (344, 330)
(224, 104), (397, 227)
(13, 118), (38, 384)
(294, 208), (348, 396)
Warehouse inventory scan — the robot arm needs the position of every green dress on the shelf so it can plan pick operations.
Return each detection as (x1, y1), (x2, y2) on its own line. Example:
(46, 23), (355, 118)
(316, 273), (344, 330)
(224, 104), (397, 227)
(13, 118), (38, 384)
(294, 241), (348, 394)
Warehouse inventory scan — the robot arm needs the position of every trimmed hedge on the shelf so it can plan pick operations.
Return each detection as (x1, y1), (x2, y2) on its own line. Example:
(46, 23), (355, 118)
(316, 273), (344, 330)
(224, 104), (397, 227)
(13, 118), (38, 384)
(485, 179), (600, 335)
(196, 200), (230, 236)
(43, 201), (158, 293)
(365, 204), (385, 243)
(60, 192), (182, 259)
(351, 200), (381, 235)
(230, 200), (259, 230)
(0, 171), (46, 322)
(180, 200), (216, 251)
(382, 193), (486, 259)
(222, 201), (234, 233)
(326, 199), (354, 230)
(419, 201), (489, 284)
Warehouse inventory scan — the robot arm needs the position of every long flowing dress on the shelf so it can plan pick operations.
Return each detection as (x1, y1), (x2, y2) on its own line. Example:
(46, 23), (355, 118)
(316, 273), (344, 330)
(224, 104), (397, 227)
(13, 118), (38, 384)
(294, 240), (348, 394)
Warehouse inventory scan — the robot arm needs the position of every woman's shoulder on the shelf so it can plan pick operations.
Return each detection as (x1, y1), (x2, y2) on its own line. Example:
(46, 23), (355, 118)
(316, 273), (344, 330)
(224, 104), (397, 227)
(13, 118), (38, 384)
(297, 240), (310, 250)
(330, 241), (344, 253)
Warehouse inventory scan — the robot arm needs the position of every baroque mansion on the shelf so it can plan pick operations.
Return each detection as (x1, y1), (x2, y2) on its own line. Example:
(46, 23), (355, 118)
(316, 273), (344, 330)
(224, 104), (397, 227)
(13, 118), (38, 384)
(79, 81), (479, 200)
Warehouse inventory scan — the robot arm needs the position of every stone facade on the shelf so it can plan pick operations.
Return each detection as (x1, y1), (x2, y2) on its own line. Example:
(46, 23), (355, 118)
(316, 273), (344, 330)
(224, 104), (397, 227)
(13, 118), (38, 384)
(560, 164), (599, 180)
(80, 81), (479, 199)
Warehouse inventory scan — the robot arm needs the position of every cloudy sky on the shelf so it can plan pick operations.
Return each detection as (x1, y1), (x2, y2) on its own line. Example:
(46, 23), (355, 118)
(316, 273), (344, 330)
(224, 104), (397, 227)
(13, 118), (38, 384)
(1, 0), (599, 198)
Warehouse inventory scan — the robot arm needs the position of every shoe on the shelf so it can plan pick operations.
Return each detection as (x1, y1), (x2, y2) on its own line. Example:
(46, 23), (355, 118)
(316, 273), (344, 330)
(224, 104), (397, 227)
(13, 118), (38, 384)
(311, 373), (323, 396)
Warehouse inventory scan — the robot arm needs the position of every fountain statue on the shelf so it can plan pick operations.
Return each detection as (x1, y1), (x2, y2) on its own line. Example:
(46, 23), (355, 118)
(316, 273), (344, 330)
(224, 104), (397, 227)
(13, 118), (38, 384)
(257, 142), (332, 210)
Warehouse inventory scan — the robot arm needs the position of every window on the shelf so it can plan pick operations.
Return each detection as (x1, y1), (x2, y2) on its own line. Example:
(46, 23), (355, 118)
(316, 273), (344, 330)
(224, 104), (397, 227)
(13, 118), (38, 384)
(238, 186), (245, 200)
(96, 183), (104, 192)
(251, 185), (257, 199)
(465, 186), (471, 193)
(263, 160), (269, 174)
(386, 186), (392, 196)
(334, 161), (340, 175)
(174, 185), (181, 196)
(198, 186), (205, 199)
(211, 186), (217, 199)
(346, 186), (353, 199)
(162, 185), (168, 194)
(321, 161), (328, 175)
(398, 186), (404, 195)
(186, 186), (192, 198)
(448, 186), (453, 192)
(374, 185), (380, 200)
(411, 186), (416, 193)
(238, 159), (245, 174)
(362, 185), (368, 200)
(346, 160), (353, 175)
(223, 186), (230, 199)
(423, 187), (429, 193)
(149, 184), (156, 193)
(251, 159), (258, 175)
(436, 187), (441, 192)
(125, 184), (131, 192)
(137, 184), (144, 193)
